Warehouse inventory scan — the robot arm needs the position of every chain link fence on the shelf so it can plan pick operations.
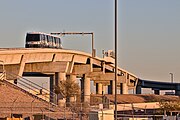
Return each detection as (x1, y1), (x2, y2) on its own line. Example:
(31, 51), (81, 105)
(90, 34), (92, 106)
(0, 101), (179, 120)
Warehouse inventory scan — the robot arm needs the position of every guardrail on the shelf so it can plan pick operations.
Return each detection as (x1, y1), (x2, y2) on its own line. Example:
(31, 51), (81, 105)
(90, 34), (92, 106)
(1, 72), (57, 105)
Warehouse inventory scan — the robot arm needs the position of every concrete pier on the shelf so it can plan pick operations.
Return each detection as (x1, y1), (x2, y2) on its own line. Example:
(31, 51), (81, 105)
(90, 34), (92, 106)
(0, 48), (139, 105)
(58, 72), (66, 82)
(67, 74), (77, 102)
(57, 72), (66, 106)
(96, 83), (103, 94)
(154, 89), (160, 95)
(136, 85), (142, 94)
(122, 83), (128, 94)
(50, 75), (55, 103)
(83, 75), (91, 102)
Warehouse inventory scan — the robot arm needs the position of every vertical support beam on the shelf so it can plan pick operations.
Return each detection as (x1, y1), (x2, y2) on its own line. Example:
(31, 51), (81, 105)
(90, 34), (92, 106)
(50, 75), (55, 103)
(175, 84), (180, 96)
(154, 89), (160, 95)
(18, 55), (26, 76)
(175, 90), (180, 96)
(58, 73), (66, 82)
(103, 85), (106, 94)
(101, 61), (105, 74)
(122, 83), (128, 94)
(83, 74), (91, 103)
(96, 83), (103, 94)
(69, 74), (76, 82)
(136, 85), (142, 94)
(57, 72), (66, 106)
(67, 74), (77, 102)
(80, 78), (84, 102)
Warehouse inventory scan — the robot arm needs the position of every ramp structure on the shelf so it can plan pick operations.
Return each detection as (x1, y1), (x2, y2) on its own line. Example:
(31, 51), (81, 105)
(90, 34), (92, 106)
(0, 48), (138, 103)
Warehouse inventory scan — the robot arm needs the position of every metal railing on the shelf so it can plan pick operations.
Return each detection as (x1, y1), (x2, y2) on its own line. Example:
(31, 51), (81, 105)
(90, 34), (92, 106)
(2, 72), (58, 105)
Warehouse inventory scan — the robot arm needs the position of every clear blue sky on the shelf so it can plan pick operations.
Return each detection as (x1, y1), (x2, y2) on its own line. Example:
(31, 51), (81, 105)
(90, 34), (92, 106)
(0, 0), (180, 83)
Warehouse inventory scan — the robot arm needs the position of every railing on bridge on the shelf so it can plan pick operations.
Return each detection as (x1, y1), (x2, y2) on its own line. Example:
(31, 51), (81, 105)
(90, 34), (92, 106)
(0, 72), (58, 105)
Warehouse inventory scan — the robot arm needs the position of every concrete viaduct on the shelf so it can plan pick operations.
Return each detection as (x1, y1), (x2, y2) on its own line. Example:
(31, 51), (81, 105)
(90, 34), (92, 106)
(0, 48), (138, 103)
(136, 79), (180, 96)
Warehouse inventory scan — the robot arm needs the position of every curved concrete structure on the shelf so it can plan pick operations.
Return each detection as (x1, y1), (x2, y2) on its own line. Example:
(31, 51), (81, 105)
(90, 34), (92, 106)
(0, 48), (138, 102)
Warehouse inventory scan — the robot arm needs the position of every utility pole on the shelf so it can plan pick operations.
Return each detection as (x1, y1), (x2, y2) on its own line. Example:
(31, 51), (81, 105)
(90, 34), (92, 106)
(114, 0), (118, 119)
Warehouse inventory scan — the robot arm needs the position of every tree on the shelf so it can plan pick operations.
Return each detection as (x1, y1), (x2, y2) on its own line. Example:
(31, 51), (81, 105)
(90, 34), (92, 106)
(54, 79), (90, 119)
(160, 100), (180, 114)
(54, 79), (80, 99)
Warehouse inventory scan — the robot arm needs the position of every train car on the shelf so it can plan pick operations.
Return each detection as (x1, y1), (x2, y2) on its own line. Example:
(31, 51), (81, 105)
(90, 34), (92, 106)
(25, 32), (62, 48)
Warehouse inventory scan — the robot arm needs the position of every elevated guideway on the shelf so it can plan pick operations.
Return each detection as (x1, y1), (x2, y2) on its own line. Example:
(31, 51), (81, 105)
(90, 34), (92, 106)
(0, 48), (138, 103)
(136, 79), (180, 95)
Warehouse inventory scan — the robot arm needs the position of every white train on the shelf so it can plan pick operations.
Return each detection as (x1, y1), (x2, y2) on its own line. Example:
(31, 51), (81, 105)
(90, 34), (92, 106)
(25, 32), (62, 48)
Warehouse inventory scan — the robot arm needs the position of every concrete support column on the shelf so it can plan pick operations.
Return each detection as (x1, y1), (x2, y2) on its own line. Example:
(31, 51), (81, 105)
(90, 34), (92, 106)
(50, 75), (55, 103)
(154, 89), (160, 95)
(80, 78), (84, 102)
(136, 85), (142, 94)
(122, 83), (128, 94)
(18, 55), (26, 76)
(83, 75), (91, 103)
(57, 72), (66, 107)
(96, 83), (103, 94)
(175, 84), (180, 96)
(58, 73), (66, 82)
(175, 90), (180, 96)
(69, 74), (76, 82)
(67, 74), (77, 103)
(108, 80), (115, 94)
(103, 85), (106, 94)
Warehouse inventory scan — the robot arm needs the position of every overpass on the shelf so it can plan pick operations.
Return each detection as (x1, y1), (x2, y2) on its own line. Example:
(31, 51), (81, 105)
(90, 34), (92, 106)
(136, 79), (180, 95)
(0, 48), (138, 103)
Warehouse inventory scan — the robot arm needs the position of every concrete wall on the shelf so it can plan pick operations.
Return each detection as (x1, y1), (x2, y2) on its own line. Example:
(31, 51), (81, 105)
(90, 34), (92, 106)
(89, 109), (114, 120)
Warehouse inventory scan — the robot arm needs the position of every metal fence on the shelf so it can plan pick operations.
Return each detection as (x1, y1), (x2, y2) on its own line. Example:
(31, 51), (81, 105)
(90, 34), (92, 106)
(0, 101), (179, 120)
(1, 72), (58, 105)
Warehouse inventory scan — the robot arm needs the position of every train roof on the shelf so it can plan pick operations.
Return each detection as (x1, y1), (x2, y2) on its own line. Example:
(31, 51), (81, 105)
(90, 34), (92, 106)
(27, 32), (61, 38)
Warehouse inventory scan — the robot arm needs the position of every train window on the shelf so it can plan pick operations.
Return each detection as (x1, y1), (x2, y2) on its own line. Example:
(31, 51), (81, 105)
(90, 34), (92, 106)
(26, 34), (40, 42)
(52, 37), (54, 44)
(46, 35), (48, 42)
(54, 37), (57, 44)
(41, 34), (45, 40)
(49, 36), (53, 47)
(59, 38), (61, 46)
(52, 37), (55, 47)
(56, 38), (59, 47)
(60, 38), (62, 44)
(48, 36), (51, 42)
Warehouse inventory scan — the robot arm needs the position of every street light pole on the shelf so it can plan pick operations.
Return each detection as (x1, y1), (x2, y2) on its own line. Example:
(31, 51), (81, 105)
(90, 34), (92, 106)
(169, 73), (173, 92)
(114, 0), (118, 119)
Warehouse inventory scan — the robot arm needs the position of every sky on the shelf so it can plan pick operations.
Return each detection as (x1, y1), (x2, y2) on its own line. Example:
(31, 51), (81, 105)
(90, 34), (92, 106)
(0, 0), (180, 83)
